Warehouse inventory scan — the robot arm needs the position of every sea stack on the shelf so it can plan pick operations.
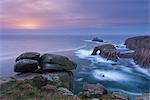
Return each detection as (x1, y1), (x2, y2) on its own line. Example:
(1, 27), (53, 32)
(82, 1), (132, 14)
(92, 44), (118, 62)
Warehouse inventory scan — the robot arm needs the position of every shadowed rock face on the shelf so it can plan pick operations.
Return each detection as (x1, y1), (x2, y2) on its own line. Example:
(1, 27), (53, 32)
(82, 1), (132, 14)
(14, 52), (40, 72)
(40, 54), (77, 71)
(124, 36), (150, 50)
(16, 52), (40, 62)
(118, 52), (134, 58)
(14, 59), (39, 72)
(124, 36), (150, 68)
(92, 44), (118, 61)
(134, 48), (150, 68)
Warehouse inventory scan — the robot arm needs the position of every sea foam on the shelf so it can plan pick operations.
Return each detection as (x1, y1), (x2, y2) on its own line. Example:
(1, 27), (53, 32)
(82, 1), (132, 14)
(75, 49), (114, 64)
(92, 70), (130, 81)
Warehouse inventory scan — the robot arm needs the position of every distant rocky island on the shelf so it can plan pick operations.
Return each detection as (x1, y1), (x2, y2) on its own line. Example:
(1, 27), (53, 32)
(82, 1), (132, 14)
(0, 35), (150, 100)
(92, 37), (103, 42)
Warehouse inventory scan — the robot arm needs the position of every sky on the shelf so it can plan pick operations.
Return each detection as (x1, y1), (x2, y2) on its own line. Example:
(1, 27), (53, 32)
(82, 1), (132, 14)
(0, 0), (149, 35)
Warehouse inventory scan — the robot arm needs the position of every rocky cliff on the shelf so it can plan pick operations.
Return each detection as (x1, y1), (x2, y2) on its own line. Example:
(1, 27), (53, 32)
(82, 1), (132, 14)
(124, 36), (150, 68)
(124, 35), (150, 50)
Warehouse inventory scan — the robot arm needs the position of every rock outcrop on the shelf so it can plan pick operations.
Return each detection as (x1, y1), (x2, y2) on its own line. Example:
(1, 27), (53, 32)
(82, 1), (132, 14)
(92, 37), (103, 42)
(111, 92), (129, 100)
(136, 93), (150, 100)
(16, 52), (40, 62)
(0, 76), (79, 100)
(124, 35), (150, 50)
(14, 52), (77, 90)
(124, 36), (150, 68)
(92, 44), (118, 61)
(118, 52), (134, 58)
(13, 72), (74, 91)
(82, 83), (107, 97)
(40, 54), (77, 71)
(14, 52), (77, 72)
(133, 48), (150, 68)
(14, 52), (40, 72)
(14, 59), (39, 72)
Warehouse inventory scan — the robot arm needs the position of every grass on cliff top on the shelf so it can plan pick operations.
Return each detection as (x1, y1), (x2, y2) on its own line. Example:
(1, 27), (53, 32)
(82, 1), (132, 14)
(0, 76), (115, 100)
(0, 77), (75, 100)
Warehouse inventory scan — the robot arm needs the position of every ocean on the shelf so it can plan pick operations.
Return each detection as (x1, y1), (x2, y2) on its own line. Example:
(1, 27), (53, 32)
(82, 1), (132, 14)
(0, 34), (149, 99)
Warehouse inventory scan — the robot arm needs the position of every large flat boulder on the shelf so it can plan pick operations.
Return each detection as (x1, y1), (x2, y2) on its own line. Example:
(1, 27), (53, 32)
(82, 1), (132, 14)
(92, 44), (118, 61)
(14, 53), (77, 72)
(40, 54), (77, 71)
(14, 59), (39, 72)
(16, 52), (40, 62)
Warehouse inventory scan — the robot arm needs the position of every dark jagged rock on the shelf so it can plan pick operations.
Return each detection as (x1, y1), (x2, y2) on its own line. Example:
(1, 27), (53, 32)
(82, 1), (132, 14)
(92, 44), (118, 61)
(83, 83), (107, 97)
(40, 54), (77, 71)
(14, 59), (39, 72)
(92, 37), (103, 42)
(133, 48), (150, 68)
(124, 35), (150, 50)
(16, 52), (40, 62)
(118, 52), (134, 58)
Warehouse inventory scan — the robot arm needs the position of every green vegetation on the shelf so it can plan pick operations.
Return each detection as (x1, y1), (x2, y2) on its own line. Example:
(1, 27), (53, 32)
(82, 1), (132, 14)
(0, 77), (75, 100)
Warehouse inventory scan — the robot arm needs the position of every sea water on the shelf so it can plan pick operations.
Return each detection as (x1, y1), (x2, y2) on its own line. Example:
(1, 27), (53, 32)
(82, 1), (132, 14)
(0, 34), (149, 99)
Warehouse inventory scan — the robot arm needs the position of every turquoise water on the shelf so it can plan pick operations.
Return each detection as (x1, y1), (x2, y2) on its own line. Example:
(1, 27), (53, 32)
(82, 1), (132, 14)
(0, 35), (149, 99)
(73, 39), (150, 99)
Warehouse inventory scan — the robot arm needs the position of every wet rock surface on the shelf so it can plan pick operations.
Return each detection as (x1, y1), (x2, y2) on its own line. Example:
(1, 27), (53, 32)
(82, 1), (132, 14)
(92, 44), (118, 61)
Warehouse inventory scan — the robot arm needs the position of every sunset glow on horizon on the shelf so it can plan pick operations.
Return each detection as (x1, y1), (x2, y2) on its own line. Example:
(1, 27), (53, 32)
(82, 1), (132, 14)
(0, 0), (149, 33)
(16, 21), (42, 29)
